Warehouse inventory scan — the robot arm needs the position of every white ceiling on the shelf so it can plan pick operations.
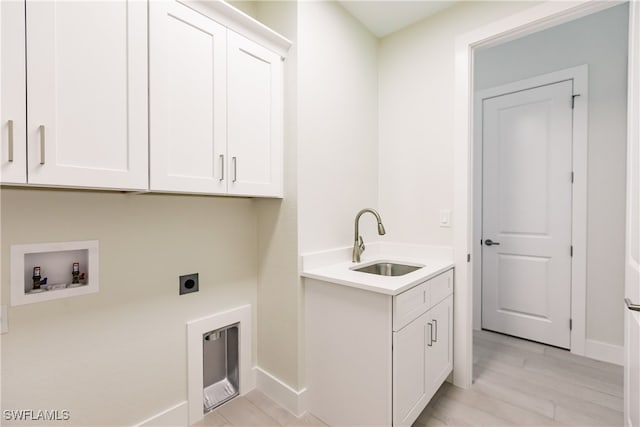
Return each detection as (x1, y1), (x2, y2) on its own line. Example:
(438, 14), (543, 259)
(337, 1), (459, 38)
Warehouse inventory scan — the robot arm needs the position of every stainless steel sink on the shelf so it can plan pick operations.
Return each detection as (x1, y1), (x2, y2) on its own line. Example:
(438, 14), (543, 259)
(352, 262), (423, 277)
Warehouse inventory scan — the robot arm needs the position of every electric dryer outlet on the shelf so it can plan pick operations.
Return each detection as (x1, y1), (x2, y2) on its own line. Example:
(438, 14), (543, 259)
(179, 273), (199, 295)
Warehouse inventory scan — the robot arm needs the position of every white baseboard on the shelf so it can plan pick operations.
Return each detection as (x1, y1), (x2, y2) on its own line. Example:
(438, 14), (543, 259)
(584, 339), (624, 366)
(254, 366), (307, 417)
(133, 401), (188, 427)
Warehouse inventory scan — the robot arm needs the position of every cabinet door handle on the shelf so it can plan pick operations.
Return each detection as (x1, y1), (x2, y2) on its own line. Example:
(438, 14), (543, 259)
(219, 154), (225, 181)
(7, 120), (14, 162)
(39, 125), (45, 164)
(427, 323), (433, 347)
(232, 156), (237, 183)
(432, 319), (438, 343)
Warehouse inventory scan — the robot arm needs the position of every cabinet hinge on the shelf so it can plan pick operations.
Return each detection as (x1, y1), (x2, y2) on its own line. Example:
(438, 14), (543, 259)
(570, 246), (573, 257)
(572, 94), (581, 109)
(570, 318), (573, 330)
(467, 253), (471, 263)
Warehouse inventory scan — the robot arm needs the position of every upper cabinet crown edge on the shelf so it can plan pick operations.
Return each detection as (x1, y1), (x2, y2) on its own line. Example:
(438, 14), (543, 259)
(180, 0), (292, 58)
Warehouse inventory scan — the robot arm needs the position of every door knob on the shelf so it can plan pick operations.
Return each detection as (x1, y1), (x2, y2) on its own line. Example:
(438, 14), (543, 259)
(485, 239), (500, 246)
(625, 298), (640, 312)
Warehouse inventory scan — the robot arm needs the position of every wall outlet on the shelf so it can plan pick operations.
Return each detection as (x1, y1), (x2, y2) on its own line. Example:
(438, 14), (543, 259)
(179, 273), (199, 295)
(439, 209), (452, 228)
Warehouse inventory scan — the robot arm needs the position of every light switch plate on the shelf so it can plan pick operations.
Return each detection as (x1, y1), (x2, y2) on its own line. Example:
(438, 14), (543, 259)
(439, 209), (451, 227)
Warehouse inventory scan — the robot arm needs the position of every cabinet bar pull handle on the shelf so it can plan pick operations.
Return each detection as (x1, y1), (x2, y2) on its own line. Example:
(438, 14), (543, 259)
(432, 319), (438, 342)
(7, 120), (14, 162)
(219, 154), (225, 181)
(232, 156), (237, 183)
(39, 125), (45, 164)
(427, 323), (433, 347)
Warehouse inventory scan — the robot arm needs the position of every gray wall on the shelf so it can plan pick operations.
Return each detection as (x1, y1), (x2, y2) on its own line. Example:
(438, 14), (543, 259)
(475, 3), (629, 346)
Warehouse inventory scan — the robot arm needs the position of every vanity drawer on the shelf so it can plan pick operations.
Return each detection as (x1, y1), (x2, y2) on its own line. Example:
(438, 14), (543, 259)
(393, 269), (454, 331)
(429, 269), (453, 307)
(393, 281), (430, 331)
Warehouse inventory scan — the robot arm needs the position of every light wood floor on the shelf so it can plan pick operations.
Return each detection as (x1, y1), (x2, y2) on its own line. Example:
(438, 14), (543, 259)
(414, 330), (624, 426)
(195, 330), (624, 426)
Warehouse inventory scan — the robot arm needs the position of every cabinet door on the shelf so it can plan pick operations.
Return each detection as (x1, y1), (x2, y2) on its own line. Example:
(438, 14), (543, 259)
(26, 1), (148, 190)
(227, 31), (283, 197)
(149, 1), (227, 194)
(427, 295), (453, 396)
(393, 313), (429, 427)
(1, 0), (27, 184)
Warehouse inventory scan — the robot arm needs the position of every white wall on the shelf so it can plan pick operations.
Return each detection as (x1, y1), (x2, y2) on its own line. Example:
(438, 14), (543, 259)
(0, 189), (258, 426)
(378, 1), (539, 246)
(253, 1), (303, 390)
(229, 0), (381, 394)
(298, 1), (380, 254)
(474, 4), (629, 347)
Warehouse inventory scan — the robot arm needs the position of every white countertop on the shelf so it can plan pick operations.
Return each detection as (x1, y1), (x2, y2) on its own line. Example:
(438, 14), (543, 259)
(300, 242), (454, 296)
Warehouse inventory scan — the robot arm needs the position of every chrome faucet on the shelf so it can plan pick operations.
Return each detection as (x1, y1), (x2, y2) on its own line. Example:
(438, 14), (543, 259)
(353, 208), (386, 263)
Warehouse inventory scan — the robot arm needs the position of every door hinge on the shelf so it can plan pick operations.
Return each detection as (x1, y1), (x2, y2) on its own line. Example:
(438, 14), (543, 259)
(571, 171), (574, 183)
(570, 246), (574, 257)
(572, 94), (581, 109)
(570, 319), (573, 330)
(467, 253), (471, 263)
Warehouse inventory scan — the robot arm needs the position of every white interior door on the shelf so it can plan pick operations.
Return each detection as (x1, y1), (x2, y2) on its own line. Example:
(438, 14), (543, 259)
(482, 80), (573, 349)
(149, 0), (227, 194)
(624, 2), (640, 425)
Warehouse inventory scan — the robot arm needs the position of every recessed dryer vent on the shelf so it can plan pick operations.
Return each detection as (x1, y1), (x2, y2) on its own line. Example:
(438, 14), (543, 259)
(203, 323), (239, 412)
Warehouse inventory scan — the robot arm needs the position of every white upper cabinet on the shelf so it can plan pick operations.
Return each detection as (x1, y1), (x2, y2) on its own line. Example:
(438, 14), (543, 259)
(25, 1), (148, 190)
(1, 1), (27, 184)
(2, 0), (288, 196)
(149, 1), (227, 194)
(150, 1), (289, 198)
(227, 31), (283, 197)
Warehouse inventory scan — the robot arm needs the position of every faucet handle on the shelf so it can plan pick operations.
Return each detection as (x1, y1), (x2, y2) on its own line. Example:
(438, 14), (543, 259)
(358, 235), (365, 252)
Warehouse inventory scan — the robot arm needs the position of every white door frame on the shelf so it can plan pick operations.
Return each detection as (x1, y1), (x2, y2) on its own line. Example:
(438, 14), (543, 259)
(473, 66), (589, 355)
(452, 0), (628, 389)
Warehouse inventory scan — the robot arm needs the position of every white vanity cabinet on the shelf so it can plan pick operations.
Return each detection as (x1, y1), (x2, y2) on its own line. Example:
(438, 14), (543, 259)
(305, 268), (454, 427)
(149, 0), (286, 197)
(393, 295), (452, 426)
(1, 0), (149, 190)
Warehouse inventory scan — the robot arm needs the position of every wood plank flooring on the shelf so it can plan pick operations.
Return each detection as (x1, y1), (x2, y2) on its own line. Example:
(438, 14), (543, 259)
(192, 390), (327, 427)
(414, 330), (624, 427)
(195, 330), (623, 426)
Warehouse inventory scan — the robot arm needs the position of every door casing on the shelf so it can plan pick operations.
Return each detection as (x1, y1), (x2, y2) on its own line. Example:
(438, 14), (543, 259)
(451, 0), (629, 389)
(473, 66), (588, 354)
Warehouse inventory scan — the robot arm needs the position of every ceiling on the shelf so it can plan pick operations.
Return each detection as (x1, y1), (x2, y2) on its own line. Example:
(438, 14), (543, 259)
(337, 1), (459, 38)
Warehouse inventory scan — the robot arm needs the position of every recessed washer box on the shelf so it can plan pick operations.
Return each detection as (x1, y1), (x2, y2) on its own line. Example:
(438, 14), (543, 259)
(10, 240), (99, 306)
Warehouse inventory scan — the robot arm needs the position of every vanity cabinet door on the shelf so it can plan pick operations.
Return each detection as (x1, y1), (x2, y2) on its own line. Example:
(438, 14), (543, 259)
(427, 295), (453, 396)
(393, 312), (429, 427)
